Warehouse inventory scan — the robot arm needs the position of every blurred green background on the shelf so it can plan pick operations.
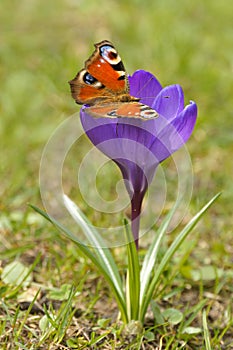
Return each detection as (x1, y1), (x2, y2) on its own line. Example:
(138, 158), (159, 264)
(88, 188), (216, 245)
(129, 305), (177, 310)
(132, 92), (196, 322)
(1, 0), (232, 252)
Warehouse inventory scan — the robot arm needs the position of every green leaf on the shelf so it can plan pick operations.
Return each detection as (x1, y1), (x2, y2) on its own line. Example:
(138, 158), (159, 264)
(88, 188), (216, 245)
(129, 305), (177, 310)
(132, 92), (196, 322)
(182, 326), (202, 334)
(190, 266), (224, 281)
(39, 314), (54, 332)
(1, 261), (32, 287)
(48, 284), (80, 301)
(144, 330), (155, 341)
(180, 299), (207, 331)
(96, 318), (111, 328)
(162, 308), (183, 325)
(140, 202), (178, 313)
(30, 201), (128, 323)
(203, 309), (212, 350)
(66, 338), (79, 348)
(54, 285), (77, 343)
(63, 195), (123, 295)
(124, 219), (140, 321)
(150, 300), (164, 325)
(139, 192), (221, 322)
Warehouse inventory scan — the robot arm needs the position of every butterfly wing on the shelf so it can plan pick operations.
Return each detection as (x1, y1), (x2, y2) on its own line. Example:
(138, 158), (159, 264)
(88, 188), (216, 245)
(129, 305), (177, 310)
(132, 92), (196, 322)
(69, 40), (130, 105)
(86, 102), (158, 120)
(69, 68), (115, 105)
(86, 40), (128, 93)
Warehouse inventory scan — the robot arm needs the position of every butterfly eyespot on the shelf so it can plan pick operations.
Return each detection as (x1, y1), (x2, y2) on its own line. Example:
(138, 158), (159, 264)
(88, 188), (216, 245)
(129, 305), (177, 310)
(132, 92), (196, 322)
(83, 72), (97, 85)
(100, 45), (114, 56)
(83, 72), (104, 89)
(70, 40), (132, 105)
(140, 110), (158, 119)
(108, 51), (118, 60)
(100, 45), (122, 66)
(107, 109), (117, 117)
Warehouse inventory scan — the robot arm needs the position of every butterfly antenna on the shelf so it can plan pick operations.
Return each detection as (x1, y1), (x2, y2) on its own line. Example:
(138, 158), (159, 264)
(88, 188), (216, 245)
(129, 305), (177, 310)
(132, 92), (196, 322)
(135, 75), (158, 100)
(135, 75), (153, 97)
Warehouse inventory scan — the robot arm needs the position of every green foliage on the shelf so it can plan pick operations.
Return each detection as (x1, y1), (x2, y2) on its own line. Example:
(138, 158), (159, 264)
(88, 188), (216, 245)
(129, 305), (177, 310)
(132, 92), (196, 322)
(203, 309), (212, 350)
(124, 219), (140, 321)
(32, 193), (220, 329)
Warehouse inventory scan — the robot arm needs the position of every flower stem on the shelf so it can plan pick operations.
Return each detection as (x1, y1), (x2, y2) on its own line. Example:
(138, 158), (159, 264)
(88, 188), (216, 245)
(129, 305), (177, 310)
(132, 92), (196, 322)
(131, 192), (144, 250)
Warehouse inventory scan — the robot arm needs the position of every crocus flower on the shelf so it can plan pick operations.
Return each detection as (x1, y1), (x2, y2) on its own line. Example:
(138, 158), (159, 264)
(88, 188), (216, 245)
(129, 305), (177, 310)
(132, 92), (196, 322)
(80, 70), (197, 249)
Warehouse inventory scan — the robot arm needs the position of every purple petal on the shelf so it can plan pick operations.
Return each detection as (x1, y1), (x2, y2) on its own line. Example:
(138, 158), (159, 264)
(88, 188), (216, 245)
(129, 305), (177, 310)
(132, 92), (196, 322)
(150, 101), (197, 163)
(81, 108), (159, 194)
(81, 107), (157, 158)
(171, 101), (197, 145)
(80, 107), (117, 145)
(152, 84), (184, 120)
(128, 70), (162, 108)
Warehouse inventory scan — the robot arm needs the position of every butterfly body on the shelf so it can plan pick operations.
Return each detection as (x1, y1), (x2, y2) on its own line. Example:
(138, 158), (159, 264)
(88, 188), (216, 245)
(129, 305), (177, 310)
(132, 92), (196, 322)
(69, 40), (158, 120)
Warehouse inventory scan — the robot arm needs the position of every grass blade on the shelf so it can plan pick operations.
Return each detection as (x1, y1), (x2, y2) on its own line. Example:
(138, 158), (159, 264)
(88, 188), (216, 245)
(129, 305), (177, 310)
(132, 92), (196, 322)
(140, 202), (178, 308)
(180, 299), (207, 331)
(140, 193), (221, 322)
(63, 194), (123, 296)
(30, 203), (128, 322)
(203, 309), (212, 350)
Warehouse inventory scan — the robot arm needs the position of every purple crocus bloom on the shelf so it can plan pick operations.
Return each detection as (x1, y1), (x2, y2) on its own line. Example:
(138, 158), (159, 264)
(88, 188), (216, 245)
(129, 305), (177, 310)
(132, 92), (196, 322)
(80, 70), (197, 249)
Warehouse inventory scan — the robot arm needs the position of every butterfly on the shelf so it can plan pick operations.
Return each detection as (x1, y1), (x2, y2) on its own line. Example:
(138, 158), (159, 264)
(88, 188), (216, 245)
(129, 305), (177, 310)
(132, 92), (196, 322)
(69, 40), (158, 120)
